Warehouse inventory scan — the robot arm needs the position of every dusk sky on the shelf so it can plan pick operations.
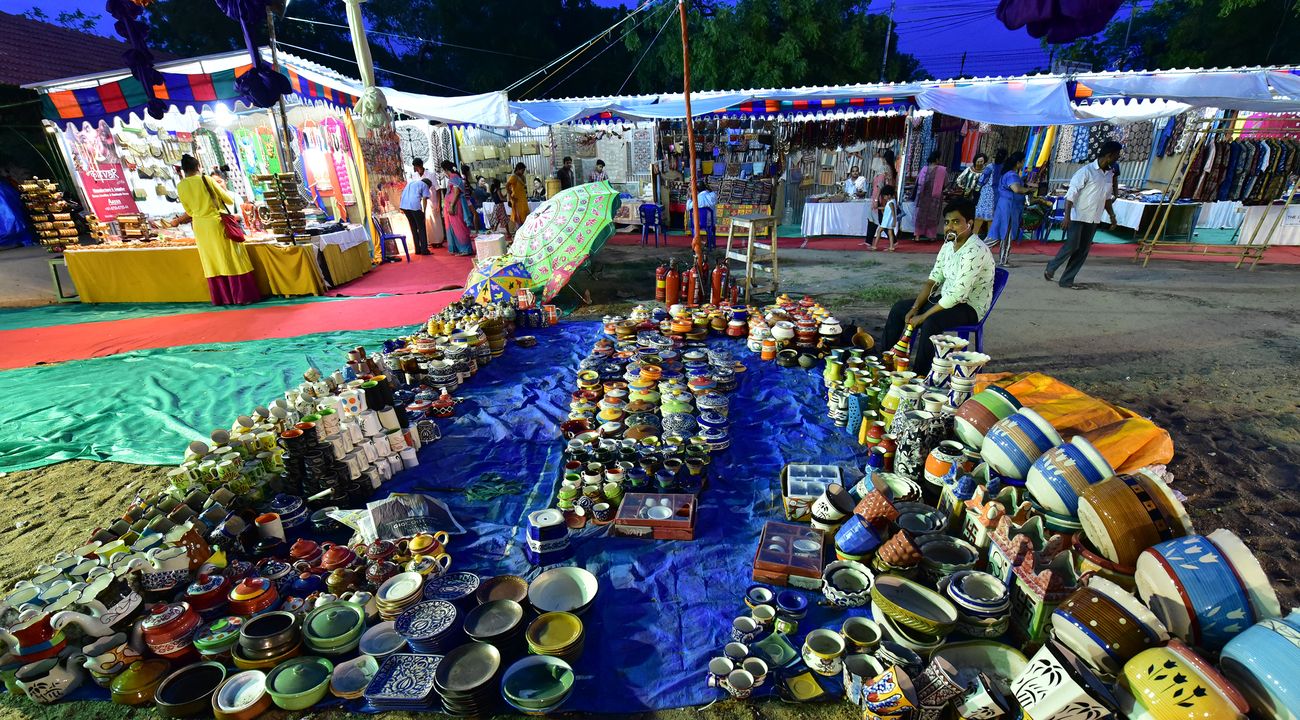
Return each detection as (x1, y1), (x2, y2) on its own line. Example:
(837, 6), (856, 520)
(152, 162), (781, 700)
(31, 0), (1143, 85)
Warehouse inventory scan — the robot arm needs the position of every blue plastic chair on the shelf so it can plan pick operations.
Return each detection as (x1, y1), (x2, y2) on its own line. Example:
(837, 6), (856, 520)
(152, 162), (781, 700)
(685, 206), (717, 250)
(640, 204), (666, 247)
(949, 267), (1008, 352)
(373, 214), (410, 263)
(1036, 196), (1067, 242)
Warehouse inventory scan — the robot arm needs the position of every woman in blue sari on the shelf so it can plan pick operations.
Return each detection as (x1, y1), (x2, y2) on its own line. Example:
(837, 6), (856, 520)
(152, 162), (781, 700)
(985, 151), (1032, 267)
(440, 161), (475, 256)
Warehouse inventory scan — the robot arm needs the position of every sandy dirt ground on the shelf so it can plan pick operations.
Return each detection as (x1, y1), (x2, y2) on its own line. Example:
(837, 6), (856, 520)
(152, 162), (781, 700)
(1, 243), (1297, 719)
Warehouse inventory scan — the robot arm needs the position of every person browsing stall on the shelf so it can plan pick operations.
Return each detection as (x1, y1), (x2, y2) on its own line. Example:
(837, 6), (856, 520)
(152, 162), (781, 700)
(1045, 140), (1122, 289)
(168, 154), (263, 305)
(880, 198), (996, 375)
(507, 162), (531, 230)
(399, 175), (433, 255)
(558, 156), (575, 189)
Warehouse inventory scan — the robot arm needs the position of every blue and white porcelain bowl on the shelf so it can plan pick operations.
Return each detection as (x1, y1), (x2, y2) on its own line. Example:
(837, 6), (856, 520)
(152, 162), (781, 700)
(1136, 529), (1281, 652)
(1026, 436), (1114, 518)
(1221, 611), (1300, 720)
(661, 413), (698, 438)
(981, 408), (1062, 481)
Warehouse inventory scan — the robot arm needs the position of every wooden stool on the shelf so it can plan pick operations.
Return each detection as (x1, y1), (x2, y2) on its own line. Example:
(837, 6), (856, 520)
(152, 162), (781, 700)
(724, 213), (779, 303)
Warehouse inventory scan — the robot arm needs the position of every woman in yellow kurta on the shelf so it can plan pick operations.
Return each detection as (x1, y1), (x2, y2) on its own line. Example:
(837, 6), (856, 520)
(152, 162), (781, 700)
(169, 154), (263, 305)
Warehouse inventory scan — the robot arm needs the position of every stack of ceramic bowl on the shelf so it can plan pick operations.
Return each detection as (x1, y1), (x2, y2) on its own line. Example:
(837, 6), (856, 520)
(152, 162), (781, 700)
(302, 601), (366, 656)
(423, 572), (482, 610)
(194, 617), (244, 663)
(396, 600), (461, 654)
(364, 653), (442, 711)
(939, 570), (1011, 638)
(377, 571), (425, 621)
(358, 621), (408, 661)
(435, 642), (503, 717)
(265, 656), (333, 711)
(480, 318), (507, 358)
(870, 575), (959, 654)
(528, 567), (598, 615)
(501, 655), (576, 715)
(232, 611), (301, 670)
(526, 612), (585, 664)
(464, 599), (526, 655)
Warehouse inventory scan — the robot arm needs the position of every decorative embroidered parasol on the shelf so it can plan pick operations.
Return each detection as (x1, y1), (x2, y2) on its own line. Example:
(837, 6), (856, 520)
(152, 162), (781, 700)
(507, 181), (621, 301)
(463, 257), (532, 305)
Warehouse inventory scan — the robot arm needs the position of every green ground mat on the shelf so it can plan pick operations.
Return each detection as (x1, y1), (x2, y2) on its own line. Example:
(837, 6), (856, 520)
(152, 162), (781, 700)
(0, 325), (412, 472)
(0, 295), (346, 332)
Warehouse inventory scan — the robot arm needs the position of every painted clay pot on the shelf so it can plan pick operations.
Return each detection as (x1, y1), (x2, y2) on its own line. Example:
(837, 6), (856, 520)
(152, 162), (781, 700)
(954, 388), (1020, 451)
(139, 602), (202, 661)
(1026, 435), (1115, 518)
(1078, 471), (1193, 568)
(1012, 642), (1119, 720)
(1051, 576), (1169, 677)
(1121, 639), (1248, 720)
(1220, 610), (1300, 720)
(923, 440), (966, 488)
(980, 408), (1062, 481)
(1135, 529), (1280, 652)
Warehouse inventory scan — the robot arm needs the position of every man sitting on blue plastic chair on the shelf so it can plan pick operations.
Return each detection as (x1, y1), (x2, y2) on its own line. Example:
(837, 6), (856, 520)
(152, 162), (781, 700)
(880, 197), (997, 376)
(686, 183), (718, 249)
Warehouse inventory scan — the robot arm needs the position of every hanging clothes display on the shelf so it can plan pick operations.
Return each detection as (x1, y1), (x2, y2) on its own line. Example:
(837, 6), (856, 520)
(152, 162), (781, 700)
(1119, 122), (1154, 162)
(1176, 137), (1300, 204)
(1055, 125), (1076, 164)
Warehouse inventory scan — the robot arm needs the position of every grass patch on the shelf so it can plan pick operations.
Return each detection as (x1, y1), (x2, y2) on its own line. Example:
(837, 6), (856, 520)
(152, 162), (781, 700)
(857, 258), (883, 269)
(906, 261), (931, 273)
(853, 285), (912, 303)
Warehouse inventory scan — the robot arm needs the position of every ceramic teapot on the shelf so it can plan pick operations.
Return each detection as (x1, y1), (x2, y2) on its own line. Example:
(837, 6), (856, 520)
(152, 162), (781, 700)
(0, 610), (68, 667)
(15, 648), (86, 704)
(140, 546), (190, 593)
(80, 632), (141, 687)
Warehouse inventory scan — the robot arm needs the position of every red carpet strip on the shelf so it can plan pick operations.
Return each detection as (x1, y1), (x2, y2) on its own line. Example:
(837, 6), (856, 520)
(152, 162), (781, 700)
(328, 250), (474, 297)
(0, 290), (464, 370)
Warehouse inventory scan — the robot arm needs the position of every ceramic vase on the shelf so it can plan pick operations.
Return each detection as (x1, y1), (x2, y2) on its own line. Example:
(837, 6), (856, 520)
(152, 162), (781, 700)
(980, 408), (1063, 481)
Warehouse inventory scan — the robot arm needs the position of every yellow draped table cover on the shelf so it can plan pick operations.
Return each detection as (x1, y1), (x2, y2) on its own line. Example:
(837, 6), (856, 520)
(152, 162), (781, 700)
(65, 242), (328, 303)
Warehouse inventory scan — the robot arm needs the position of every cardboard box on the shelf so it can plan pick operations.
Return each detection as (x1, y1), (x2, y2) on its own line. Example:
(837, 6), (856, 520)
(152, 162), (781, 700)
(752, 520), (825, 588)
(611, 493), (696, 540)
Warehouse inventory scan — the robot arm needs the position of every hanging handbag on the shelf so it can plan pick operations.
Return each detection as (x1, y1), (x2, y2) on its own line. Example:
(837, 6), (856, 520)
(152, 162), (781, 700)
(203, 176), (245, 243)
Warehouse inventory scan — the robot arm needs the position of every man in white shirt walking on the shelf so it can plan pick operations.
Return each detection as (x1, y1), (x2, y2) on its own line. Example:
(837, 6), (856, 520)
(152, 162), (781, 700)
(881, 198), (997, 376)
(1046, 140), (1122, 288)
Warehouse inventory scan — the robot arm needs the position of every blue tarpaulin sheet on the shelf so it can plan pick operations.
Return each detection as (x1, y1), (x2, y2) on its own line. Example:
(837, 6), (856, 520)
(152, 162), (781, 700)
(47, 320), (871, 712)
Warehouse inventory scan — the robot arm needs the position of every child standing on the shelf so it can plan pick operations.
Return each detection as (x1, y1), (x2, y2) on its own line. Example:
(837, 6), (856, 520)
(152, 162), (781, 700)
(872, 185), (900, 251)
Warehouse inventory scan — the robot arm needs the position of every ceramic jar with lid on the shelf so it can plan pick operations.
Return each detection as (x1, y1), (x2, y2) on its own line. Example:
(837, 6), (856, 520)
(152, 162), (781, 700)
(226, 577), (281, 617)
(185, 574), (232, 620)
(140, 602), (202, 660)
(287, 539), (321, 567)
(317, 543), (356, 571)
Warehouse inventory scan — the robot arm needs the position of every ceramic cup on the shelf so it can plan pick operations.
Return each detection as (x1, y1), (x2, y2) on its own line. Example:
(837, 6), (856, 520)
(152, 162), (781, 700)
(811, 483), (856, 526)
(751, 604), (776, 631)
(843, 653), (886, 707)
(741, 657), (768, 688)
(802, 628), (847, 677)
(254, 513), (284, 541)
(1122, 639), (1249, 720)
(836, 514), (884, 557)
(731, 617), (761, 644)
(706, 657), (733, 688)
(723, 642), (748, 663)
(841, 617), (882, 654)
(721, 669), (754, 699)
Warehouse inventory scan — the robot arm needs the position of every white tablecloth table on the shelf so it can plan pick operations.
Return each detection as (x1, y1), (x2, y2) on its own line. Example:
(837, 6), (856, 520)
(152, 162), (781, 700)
(800, 201), (873, 238)
(1111, 199), (1200, 238)
(306, 224), (370, 252)
(1240, 204), (1300, 245)
(1196, 200), (1244, 229)
(479, 201), (543, 227)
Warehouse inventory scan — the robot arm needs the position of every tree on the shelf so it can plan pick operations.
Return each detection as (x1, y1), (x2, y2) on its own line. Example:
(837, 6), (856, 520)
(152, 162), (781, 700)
(1054, 0), (1300, 71)
(23, 7), (100, 32)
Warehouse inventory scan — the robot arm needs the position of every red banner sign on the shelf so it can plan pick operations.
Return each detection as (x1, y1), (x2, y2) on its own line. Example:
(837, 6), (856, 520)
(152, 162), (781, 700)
(77, 165), (139, 221)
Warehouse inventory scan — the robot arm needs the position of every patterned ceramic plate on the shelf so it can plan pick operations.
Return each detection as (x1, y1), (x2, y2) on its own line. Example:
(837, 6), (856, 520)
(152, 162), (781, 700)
(364, 653), (442, 702)
(394, 600), (458, 641)
(423, 572), (481, 603)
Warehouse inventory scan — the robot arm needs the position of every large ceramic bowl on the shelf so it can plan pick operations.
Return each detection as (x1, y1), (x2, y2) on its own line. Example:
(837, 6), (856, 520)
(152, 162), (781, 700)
(821, 560), (875, 608)
(501, 655), (575, 711)
(954, 389), (1020, 450)
(1078, 471), (1193, 568)
(265, 656), (333, 711)
(1026, 435), (1114, 518)
(1122, 640), (1248, 720)
(111, 659), (171, 707)
(1136, 529), (1280, 652)
(528, 567), (598, 615)
(981, 408), (1062, 480)
(1051, 576), (1168, 677)
(212, 670), (271, 720)
(154, 661), (226, 717)
(871, 574), (958, 639)
(1220, 611), (1300, 720)
(302, 601), (365, 655)
(933, 640), (1027, 699)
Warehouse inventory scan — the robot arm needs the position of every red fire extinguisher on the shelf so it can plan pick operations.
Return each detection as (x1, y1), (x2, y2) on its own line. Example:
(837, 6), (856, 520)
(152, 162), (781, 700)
(664, 260), (681, 306)
(654, 260), (667, 302)
(710, 260), (727, 305)
(683, 266), (696, 307)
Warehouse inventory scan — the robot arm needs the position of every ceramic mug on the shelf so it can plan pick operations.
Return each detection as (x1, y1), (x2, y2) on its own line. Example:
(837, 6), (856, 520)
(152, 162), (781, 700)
(810, 483), (856, 526)
(1025, 435), (1115, 518)
(723, 642), (748, 663)
(802, 628), (847, 677)
(742, 657), (768, 688)
(254, 513), (284, 541)
(862, 665), (919, 719)
(721, 669), (754, 699)
(751, 604), (776, 631)
(706, 657), (733, 688)
(731, 617), (761, 644)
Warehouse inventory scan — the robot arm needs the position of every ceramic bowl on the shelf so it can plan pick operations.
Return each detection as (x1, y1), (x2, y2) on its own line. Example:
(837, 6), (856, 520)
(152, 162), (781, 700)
(358, 621), (408, 660)
(915, 534), (980, 585)
(939, 570), (1010, 622)
(871, 574), (958, 639)
(111, 659), (171, 706)
(1220, 611), (1300, 720)
(1051, 576), (1169, 677)
(230, 640), (302, 671)
(239, 611), (300, 654)
(954, 389), (1020, 450)
(981, 408), (1063, 480)
(821, 560), (875, 608)
(501, 655), (575, 710)
(302, 601), (365, 654)
(1122, 640), (1248, 720)
(212, 670), (271, 720)
(528, 567), (598, 615)
(1078, 471), (1193, 568)
(526, 612), (585, 656)
(894, 502), (948, 536)
(1026, 435), (1115, 518)
(329, 654), (379, 700)
(1136, 529), (1280, 651)
(154, 661), (226, 717)
(265, 656), (333, 711)
(933, 640), (1027, 699)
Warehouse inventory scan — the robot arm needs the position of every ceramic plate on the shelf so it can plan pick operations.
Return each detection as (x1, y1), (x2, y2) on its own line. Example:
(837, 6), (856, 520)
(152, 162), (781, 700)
(359, 621), (408, 658)
(378, 572), (424, 604)
(395, 600), (458, 641)
(753, 632), (798, 667)
(434, 642), (502, 694)
(528, 567), (599, 614)
(782, 671), (828, 701)
(364, 653), (442, 702)
(422, 572), (481, 603)
(464, 600), (524, 640)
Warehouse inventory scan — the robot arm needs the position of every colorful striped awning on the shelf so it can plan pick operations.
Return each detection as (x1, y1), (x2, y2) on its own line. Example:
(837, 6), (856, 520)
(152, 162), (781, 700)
(42, 65), (356, 126)
(722, 96), (916, 116)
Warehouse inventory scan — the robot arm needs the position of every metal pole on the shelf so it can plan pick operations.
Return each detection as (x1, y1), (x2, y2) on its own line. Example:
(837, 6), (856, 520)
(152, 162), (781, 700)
(679, 0), (702, 269)
(880, 0), (896, 82)
(266, 8), (296, 172)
